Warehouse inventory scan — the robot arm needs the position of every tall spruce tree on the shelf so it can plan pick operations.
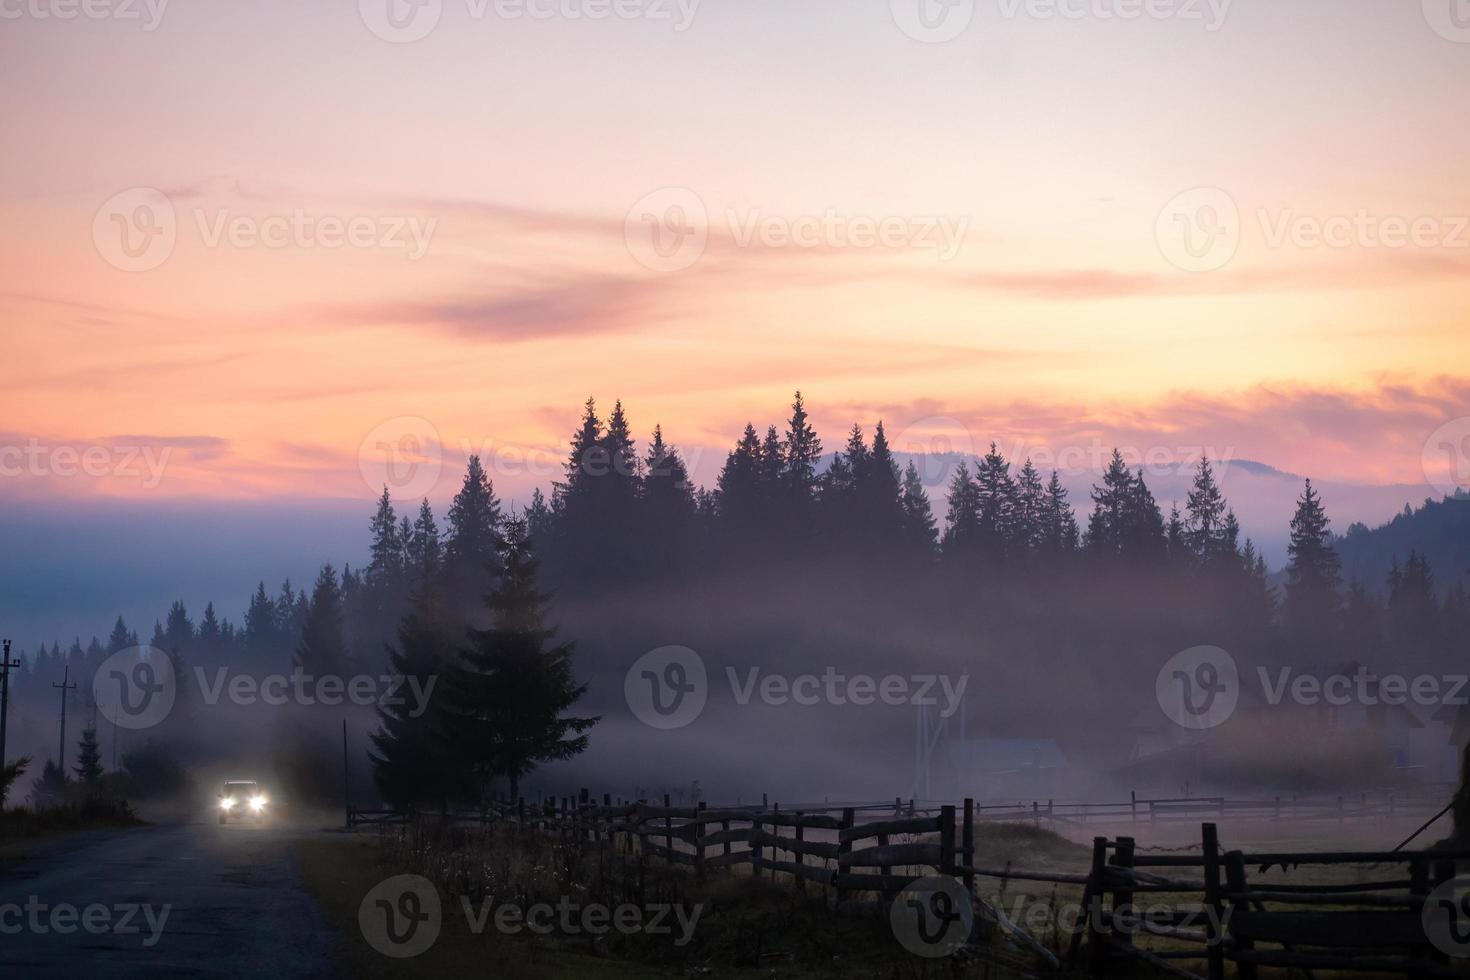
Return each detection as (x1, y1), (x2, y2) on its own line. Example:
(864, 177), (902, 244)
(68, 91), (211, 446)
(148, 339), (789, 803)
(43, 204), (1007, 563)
(295, 565), (350, 676)
(443, 456), (502, 617)
(899, 460), (939, 556)
(74, 728), (103, 786)
(783, 391), (822, 514)
(369, 584), (457, 809)
(1282, 479), (1343, 632)
(448, 519), (597, 801)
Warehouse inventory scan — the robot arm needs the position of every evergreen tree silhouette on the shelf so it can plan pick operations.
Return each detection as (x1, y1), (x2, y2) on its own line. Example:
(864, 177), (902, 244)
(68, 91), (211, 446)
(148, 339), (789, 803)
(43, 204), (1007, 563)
(443, 455), (503, 618)
(407, 498), (442, 587)
(941, 460), (981, 559)
(244, 582), (277, 661)
(782, 390), (823, 520)
(106, 616), (134, 654)
(1282, 479), (1343, 634)
(643, 425), (697, 574)
(369, 583), (458, 810)
(1038, 470), (1079, 559)
(448, 519), (597, 801)
(74, 728), (103, 786)
(294, 565), (350, 677)
(899, 460), (939, 556)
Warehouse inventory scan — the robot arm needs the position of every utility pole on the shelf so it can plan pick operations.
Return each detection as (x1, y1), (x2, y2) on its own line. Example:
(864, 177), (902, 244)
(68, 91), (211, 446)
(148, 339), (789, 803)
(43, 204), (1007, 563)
(53, 665), (76, 770)
(342, 718), (350, 830)
(0, 639), (20, 769)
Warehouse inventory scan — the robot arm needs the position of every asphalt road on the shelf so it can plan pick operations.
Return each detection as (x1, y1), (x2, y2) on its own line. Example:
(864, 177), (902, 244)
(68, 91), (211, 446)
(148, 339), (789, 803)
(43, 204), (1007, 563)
(0, 819), (341, 979)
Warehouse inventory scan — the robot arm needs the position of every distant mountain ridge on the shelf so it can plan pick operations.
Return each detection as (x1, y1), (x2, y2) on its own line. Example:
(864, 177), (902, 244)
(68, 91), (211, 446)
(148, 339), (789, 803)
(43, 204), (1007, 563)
(1336, 492), (1470, 597)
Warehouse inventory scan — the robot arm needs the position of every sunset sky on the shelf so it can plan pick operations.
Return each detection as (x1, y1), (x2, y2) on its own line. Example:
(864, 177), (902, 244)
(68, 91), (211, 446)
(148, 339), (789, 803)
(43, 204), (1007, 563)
(3, 0), (1469, 517)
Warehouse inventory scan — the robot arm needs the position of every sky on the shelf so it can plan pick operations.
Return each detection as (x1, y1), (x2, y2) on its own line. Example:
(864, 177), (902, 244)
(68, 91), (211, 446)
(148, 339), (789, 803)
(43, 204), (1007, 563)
(2, 0), (1470, 635)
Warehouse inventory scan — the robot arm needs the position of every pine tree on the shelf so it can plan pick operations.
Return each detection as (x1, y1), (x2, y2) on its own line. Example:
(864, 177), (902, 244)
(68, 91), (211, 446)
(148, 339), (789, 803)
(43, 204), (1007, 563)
(369, 584), (458, 809)
(74, 728), (103, 786)
(106, 616), (133, 654)
(1085, 450), (1135, 559)
(1282, 479), (1343, 632)
(1038, 470), (1079, 559)
(447, 519), (597, 801)
(407, 498), (442, 586)
(1184, 456), (1229, 567)
(1166, 504), (1187, 565)
(164, 601), (194, 652)
(899, 460), (939, 555)
(525, 488), (552, 544)
(295, 565), (350, 676)
(941, 461), (981, 559)
(643, 425), (698, 573)
(973, 442), (1017, 563)
(859, 421), (906, 549)
(444, 456), (503, 615)
(1012, 458), (1046, 560)
(367, 487), (402, 591)
(782, 391), (823, 512)
(244, 582), (277, 659)
(717, 423), (765, 539)
(1122, 469), (1167, 563)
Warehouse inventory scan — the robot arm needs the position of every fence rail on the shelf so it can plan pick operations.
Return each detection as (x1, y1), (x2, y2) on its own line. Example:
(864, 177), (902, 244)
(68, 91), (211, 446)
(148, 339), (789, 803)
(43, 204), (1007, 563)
(349, 790), (1468, 977)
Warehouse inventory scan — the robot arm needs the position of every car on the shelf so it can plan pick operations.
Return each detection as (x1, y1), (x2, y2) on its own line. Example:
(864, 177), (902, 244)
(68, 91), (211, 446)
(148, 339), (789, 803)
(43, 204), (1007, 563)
(217, 780), (270, 824)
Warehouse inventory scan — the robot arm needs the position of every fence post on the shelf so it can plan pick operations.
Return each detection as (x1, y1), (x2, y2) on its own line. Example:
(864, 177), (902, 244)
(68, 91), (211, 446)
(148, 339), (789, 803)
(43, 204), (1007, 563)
(794, 810), (805, 895)
(1223, 850), (1256, 980)
(1410, 856), (1431, 979)
(663, 793), (673, 865)
(1085, 837), (1109, 977)
(1113, 836), (1136, 955)
(835, 807), (854, 909)
(962, 798), (975, 897)
(1130, 790), (1137, 824)
(695, 801), (707, 878)
(766, 803), (778, 883)
(940, 804), (956, 878)
(1202, 823), (1225, 980)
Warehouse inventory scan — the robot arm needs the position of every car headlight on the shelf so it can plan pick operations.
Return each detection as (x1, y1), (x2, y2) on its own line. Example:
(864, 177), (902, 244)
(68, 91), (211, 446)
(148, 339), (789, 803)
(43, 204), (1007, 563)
(220, 798), (236, 809)
(249, 796), (267, 810)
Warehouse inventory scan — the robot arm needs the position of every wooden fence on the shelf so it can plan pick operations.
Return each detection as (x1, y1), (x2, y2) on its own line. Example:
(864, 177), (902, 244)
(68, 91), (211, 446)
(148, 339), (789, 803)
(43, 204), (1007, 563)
(349, 793), (1470, 977)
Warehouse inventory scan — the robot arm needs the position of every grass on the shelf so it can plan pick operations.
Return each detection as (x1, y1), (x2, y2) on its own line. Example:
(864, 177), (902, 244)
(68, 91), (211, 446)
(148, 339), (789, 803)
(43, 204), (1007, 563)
(0, 799), (145, 870)
(297, 827), (1055, 979)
